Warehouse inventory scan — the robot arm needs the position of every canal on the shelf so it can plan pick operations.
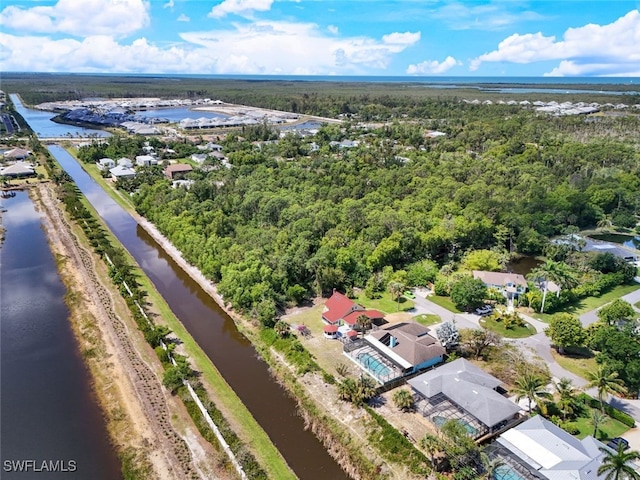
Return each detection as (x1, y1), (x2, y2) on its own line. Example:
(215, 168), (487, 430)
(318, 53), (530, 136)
(47, 146), (347, 479)
(0, 191), (121, 479)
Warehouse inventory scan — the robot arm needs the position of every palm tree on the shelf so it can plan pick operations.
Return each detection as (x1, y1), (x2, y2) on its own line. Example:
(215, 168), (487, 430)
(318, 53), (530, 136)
(554, 377), (577, 420)
(597, 443), (640, 480)
(392, 389), (414, 412)
(480, 452), (505, 480)
(528, 260), (578, 313)
(597, 214), (613, 232)
(586, 366), (627, 412)
(590, 410), (608, 439)
(387, 281), (405, 310)
(513, 372), (552, 413)
(355, 314), (372, 338)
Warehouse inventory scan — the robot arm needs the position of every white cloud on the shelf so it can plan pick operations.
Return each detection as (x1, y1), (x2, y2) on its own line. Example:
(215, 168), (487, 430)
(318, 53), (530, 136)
(470, 9), (640, 75)
(0, 21), (419, 75)
(431, 1), (543, 31)
(208, 0), (274, 19)
(0, 0), (150, 37)
(382, 31), (421, 46)
(163, 0), (174, 9)
(180, 22), (420, 73)
(406, 56), (461, 74)
(177, 14), (190, 22)
(327, 25), (338, 35)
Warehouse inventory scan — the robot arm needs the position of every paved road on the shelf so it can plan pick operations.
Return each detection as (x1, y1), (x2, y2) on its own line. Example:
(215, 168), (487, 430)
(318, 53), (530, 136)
(579, 278), (640, 326)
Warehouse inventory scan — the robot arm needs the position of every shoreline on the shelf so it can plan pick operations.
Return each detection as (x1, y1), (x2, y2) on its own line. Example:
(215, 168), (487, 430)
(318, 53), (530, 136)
(32, 183), (226, 480)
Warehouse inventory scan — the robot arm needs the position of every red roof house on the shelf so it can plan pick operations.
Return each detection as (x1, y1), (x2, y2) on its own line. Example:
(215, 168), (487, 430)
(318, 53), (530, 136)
(322, 291), (384, 327)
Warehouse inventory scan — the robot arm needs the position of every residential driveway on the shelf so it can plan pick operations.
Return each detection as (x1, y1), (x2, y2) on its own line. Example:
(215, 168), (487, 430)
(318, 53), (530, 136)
(622, 424), (640, 452)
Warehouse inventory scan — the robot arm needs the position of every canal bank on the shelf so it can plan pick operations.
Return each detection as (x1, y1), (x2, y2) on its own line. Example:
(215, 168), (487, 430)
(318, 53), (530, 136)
(48, 144), (351, 479)
(32, 182), (230, 479)
(0, 188), (121, 479)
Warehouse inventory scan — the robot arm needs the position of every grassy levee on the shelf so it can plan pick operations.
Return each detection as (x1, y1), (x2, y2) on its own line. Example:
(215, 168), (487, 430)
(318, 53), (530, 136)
(72, 186), (296, 480)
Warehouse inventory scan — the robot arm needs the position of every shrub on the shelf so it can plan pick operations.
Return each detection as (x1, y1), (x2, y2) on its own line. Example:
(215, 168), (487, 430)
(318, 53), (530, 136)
(576, 393), (636, 427)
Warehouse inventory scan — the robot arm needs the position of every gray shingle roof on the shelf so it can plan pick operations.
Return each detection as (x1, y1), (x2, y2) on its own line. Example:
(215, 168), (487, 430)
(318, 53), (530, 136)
(408, 358), (520, 427)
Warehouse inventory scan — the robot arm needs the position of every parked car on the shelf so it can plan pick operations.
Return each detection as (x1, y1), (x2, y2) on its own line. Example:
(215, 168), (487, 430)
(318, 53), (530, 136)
(404, 290), (416, 299)
(475, 305), (493, 316)
(607, 437), (630, 451)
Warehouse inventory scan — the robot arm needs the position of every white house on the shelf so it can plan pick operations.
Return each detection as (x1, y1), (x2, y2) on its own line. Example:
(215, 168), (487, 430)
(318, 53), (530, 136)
(190, 153), (207, 163)
(491, 415), (632, 480)
(472, 270), (528, 300)
(97, 157), (115, 171)
(135, 155), (157, 167)
(117, 157), (133, 168)
(109, 165), (136, 180)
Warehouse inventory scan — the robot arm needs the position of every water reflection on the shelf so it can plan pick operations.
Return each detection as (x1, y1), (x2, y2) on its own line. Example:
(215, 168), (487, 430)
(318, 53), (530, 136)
(0, 191), (121, 479)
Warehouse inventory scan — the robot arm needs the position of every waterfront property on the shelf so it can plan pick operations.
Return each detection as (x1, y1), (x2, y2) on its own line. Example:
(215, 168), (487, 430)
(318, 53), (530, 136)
(3, 147), (31, 159)
(408, 358), (522, 440)
(487, 415), (634, 480)
(96, 157), (115, 171)
(343, 322), (445, 384)
(0, 161), (35, 177)
(473, 270), (528, 301)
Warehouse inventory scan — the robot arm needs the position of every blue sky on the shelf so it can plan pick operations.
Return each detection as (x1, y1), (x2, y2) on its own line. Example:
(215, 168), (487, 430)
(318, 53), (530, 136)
(1, 0), (639, 76)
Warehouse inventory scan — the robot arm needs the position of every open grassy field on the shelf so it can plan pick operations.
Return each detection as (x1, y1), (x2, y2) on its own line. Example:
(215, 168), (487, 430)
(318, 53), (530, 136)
(413, 314), (441, 327)
(426, 295), (462, 313)
(551, 347), (597, 380)
(355, 291), (415, 313)
(534, 283), (640, 322)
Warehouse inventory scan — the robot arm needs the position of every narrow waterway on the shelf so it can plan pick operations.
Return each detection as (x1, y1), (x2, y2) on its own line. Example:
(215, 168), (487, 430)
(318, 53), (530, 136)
(0, 191), (121, 479)
(47, 146), (348, 479)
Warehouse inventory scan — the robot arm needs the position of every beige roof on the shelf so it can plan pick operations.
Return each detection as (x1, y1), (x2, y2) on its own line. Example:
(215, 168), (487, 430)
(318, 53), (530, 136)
(472, 270), (527, 288)
(368, 322), (445, 368)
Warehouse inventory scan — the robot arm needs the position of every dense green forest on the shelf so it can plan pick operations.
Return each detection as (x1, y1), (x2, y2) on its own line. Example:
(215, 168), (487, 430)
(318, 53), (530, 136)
(75, 103), (637, 320)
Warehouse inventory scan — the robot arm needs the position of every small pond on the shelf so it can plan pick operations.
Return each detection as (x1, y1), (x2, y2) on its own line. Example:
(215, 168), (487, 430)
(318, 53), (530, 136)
(588, 233), (640, 250)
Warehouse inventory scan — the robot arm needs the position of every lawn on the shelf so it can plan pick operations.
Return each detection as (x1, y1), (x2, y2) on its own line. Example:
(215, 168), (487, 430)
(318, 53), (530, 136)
(534, 282), (640, 322)
(479, 316), (536, 338)
(413, 314), (441, 327)
(551, 347), (597, 380)
(355, 291), (415, 314)
(426, 295), (461, 313)
(573, 406), (630, 441)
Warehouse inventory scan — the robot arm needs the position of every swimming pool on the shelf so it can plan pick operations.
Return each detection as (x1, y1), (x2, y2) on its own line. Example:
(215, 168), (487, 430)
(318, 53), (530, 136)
(432, 416), (479, 436)
(357, 352), (391, 379)
(493, 464), (527, 480)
